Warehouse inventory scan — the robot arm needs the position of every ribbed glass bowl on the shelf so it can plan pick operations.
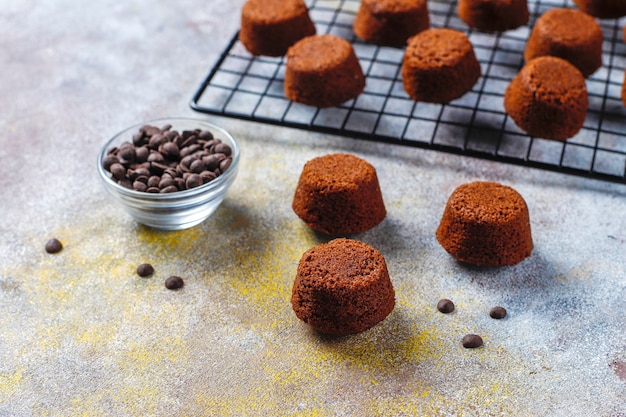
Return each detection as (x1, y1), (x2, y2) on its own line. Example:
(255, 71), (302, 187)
(97, 117), (240, 230)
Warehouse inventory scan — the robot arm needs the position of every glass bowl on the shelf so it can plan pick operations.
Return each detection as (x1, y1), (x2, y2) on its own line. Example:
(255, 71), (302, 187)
(97, 117), (240, 230)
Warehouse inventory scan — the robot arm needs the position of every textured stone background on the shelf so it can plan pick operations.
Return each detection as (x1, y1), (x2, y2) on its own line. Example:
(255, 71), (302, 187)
(0, 0), (625, 416)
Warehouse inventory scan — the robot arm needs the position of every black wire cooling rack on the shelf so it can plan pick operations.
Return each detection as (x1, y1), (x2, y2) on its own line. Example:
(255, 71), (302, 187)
(190, 0), (626, 185)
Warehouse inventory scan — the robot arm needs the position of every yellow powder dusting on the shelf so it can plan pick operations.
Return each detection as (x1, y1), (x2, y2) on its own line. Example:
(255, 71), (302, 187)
(68, 396), (108, 417)
(3, 209), (540, 416)
(226, 219), (316, 327)
(0, 368), (24, 399)
(192, 392), (333, 416)
(137, 225), (202, 253)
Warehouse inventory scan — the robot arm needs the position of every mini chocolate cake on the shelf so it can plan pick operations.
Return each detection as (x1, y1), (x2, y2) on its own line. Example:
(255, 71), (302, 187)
(284, 34), (365, 107)
(353, 0), (430, 47)
(402, 28), (481, 103)
(291, 238), (395, 336)
(458, 0), (529, 33)
(504, 56), (588, 140)
(524, 8), (603, 77)
(573, 0), (626, 19)
(239, 0), (316, 57)
(292, 153), (386, 235)
(436, 182), (533, 267)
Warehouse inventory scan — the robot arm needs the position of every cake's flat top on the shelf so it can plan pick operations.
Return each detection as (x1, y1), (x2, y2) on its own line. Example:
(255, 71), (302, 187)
(299, 153), (376, 190)
(533, 8), (602, 44)
(445, 181), (528, 223)
(286, 34), (356, 72)
(242, 0), (308, 23)
(404, 28), (473, 67)
(296, 238), (387, 288)
(518, 56), (587, 101)
(362, 0), (427, 13)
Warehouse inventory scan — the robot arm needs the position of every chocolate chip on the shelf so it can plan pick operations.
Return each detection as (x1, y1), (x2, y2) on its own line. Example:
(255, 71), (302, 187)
(147, 176), (160, 188)
(200, 170), (217, 183)
(202, 154), (221, 171)
(165, 276), (184, 290)
(102, 155), (119, 170)
(118, 179), (132, 189)
(45, 238), (63, 254)
(199, 130), (213, 140)
(148, 134), (167, 149)
(437, 298), (455, 313)
(160, 185), (179, 193)
(158, 177), (176, 189)
(133, 166), (150, 178)
(133, 181), (148, 192)
(181, 135), (198, 148)
(150, 162), (169, 174)
(135, 146), (149, 162)
(132, 132), (145, 146)
(219, 157), (232, 173)
(142, 125), (161, 137)
(118, 143), (136, 162)
(213, 142), (232, 156)
(185, 173), (202, 189)
(462, 334), (483, 348)
(489, 306), (507, 319)
(147, 151), (165, 163)
(189, 159), (205, 174)
(110, 163), (127, 180)
(159, 142), (180, 159)
(137, 263), (154, 277)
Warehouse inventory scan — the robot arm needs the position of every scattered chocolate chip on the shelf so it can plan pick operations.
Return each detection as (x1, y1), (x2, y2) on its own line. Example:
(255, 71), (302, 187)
(489, 306), (507, 319)
(462, 334), (483, 348)
(437, 298), (455, 314)
(45, 238), (63, 254)
(165, 276), (184, 290)
(136, 263), (154, 277)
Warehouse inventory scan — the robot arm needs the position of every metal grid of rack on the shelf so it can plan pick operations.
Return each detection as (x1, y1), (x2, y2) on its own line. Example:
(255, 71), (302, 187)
(190, 0), (626, 185)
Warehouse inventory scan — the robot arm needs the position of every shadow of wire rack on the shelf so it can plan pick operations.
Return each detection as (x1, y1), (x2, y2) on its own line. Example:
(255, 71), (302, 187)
(190, 0), (626, 185)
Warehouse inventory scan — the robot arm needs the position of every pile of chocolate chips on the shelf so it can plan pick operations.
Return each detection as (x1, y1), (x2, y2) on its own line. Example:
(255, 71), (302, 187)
(102, 124), (233, 193)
